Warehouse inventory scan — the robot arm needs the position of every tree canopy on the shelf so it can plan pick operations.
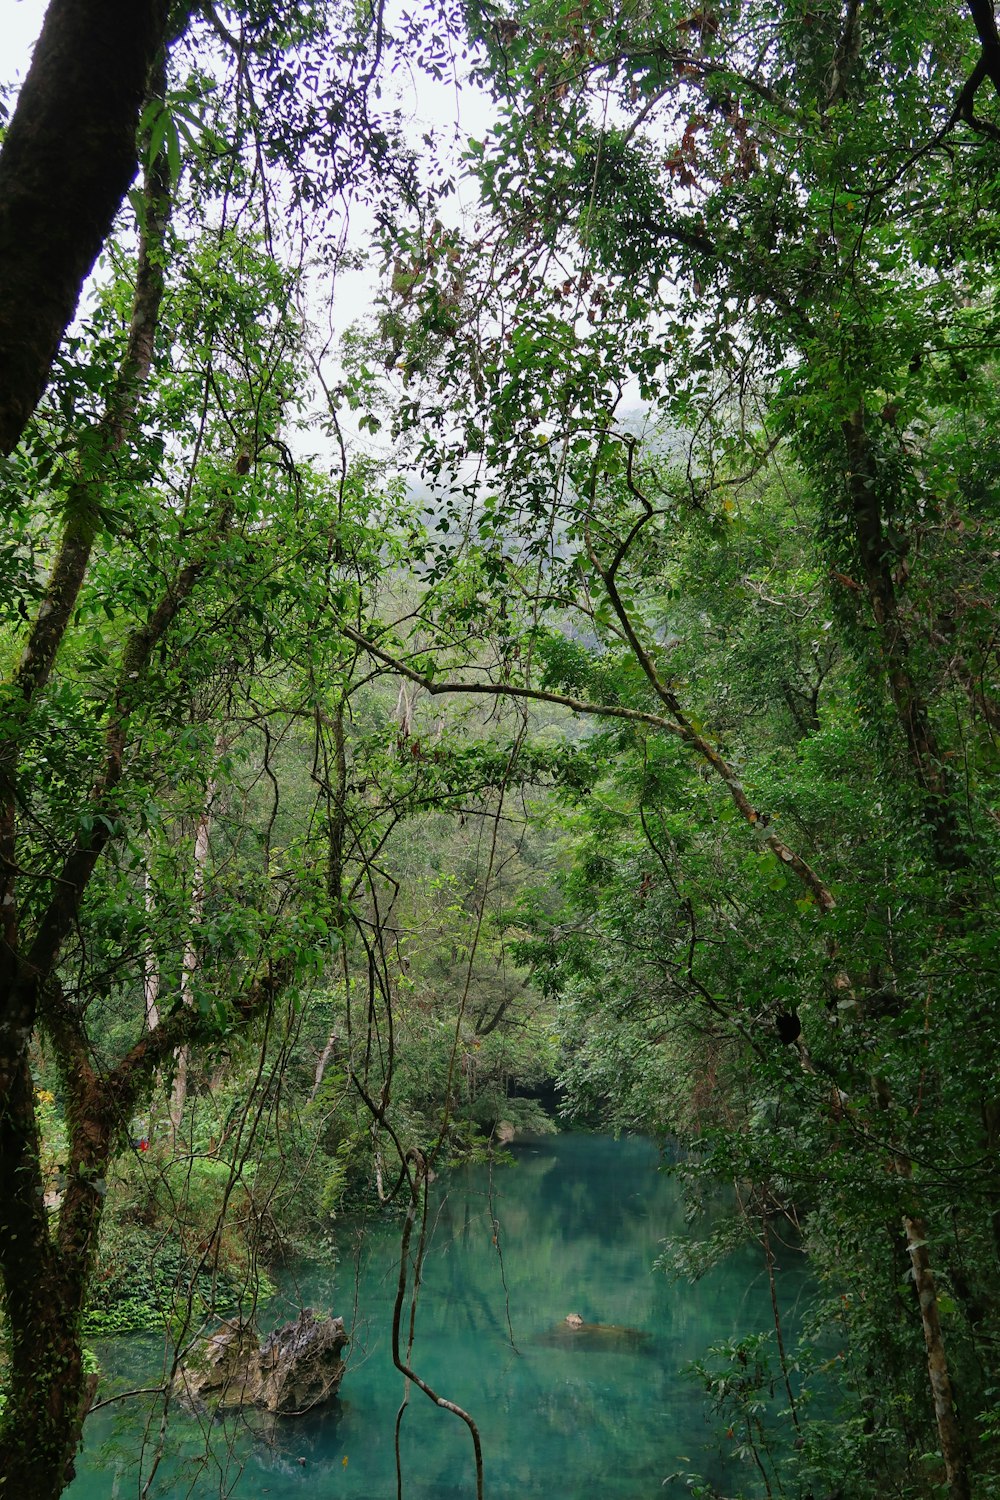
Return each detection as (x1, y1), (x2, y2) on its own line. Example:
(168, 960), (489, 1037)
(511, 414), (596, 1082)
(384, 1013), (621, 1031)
(3, 0), (1000, 1496)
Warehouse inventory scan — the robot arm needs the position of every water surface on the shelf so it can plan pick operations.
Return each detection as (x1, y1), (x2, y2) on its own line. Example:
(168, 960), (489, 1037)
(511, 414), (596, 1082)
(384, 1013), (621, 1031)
(70, 1134), (799, 1498)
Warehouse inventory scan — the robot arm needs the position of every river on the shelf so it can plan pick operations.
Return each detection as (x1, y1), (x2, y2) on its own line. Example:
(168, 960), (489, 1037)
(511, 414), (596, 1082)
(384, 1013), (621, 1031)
(67, 1133), (803, 1498)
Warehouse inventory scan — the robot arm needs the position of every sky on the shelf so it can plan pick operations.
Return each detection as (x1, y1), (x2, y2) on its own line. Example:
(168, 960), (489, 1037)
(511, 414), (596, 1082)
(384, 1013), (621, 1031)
(0, 0), (43, 88)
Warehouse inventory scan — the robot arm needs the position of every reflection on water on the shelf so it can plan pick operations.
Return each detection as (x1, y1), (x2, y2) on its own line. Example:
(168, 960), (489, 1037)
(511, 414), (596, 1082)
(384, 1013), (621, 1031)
(69, 1134), (803, 1499)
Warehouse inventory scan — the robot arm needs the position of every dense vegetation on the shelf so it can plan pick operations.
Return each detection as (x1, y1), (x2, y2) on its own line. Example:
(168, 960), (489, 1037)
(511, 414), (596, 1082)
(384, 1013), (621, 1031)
(2, 0), (1000, 1495)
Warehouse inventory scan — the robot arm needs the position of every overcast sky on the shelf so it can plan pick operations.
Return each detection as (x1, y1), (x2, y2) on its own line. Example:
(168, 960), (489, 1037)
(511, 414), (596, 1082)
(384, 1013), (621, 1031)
(1, 0), (44, 88)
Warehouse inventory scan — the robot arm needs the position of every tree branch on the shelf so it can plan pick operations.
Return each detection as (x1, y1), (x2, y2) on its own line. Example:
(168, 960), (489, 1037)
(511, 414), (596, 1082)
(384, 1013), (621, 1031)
(0, 138), (172, 952)
(966, 0), (1000, 98)
(27, 496), (238, 978)
(342, 625), (836, 912)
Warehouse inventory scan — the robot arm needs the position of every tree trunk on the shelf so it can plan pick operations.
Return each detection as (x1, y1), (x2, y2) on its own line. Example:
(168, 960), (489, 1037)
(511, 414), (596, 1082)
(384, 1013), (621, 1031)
(0, 1264), (90, 1495)
(904, 1214), (972, 1500)
(170, 758), (221, 1138)
(873, 1071), (971, 1499)
(0, 0), (173, 453)
(0, 1051), (99, 1495)
(311, 1027), (341, 1100)
(0, 118), (175, 1492)
(144, 862), (161, 1032)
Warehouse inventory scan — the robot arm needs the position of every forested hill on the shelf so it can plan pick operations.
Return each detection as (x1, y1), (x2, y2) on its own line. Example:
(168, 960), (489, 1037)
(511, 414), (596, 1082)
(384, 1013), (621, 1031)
(1, 1), (1000, 1496)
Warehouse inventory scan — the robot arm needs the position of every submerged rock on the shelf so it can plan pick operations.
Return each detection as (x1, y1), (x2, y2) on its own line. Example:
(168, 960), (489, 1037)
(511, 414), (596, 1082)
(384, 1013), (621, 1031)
(176, 1308), (349, 1415)
(534, 1315), (653, 1352)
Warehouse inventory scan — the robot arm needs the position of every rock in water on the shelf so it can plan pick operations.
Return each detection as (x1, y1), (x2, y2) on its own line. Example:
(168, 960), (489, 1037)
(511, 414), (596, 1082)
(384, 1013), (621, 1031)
(176, 1317), (261, 1408)
(259, 1308), (349, 1415)
(176, 1309), (349, 1415)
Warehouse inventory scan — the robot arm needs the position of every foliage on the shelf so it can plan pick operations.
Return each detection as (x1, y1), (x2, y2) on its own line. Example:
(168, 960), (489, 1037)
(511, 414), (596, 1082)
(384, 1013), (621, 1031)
(6, 0), (1000, 1495)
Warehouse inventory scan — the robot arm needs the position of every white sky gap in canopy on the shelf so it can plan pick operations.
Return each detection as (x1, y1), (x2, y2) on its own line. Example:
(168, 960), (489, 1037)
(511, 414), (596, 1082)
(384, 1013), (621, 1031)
(0, 0), (494, 458)
(0, 0), (652, 536)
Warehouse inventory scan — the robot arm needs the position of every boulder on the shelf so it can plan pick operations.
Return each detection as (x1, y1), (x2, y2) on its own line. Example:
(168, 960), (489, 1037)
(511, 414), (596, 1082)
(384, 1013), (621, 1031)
(175, 1317), (261, 1408)
(258, 1309), (350, 1415)
(176, 1309), (349, 1415)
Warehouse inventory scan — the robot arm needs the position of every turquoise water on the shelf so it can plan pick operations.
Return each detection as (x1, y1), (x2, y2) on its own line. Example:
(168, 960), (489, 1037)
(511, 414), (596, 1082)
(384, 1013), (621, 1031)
(69, 1134), (803, 1498)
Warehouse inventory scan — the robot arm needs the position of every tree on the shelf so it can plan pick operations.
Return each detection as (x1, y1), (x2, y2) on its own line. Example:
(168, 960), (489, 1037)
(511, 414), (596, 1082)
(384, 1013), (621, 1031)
(0, 1), (425, 1489)
(344, 1), (1000, 1492)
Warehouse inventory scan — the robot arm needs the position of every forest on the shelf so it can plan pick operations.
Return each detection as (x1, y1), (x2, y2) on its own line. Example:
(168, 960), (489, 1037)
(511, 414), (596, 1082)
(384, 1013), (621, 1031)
(1, 0), (1000, 1495)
